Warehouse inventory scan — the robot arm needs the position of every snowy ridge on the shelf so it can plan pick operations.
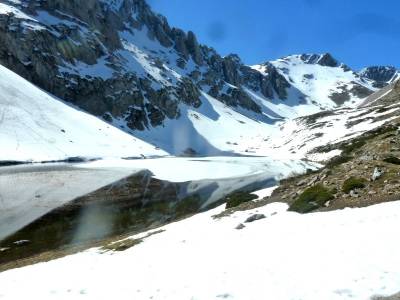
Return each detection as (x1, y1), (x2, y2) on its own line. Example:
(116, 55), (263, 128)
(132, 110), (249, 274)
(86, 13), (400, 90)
(359, 66), (399, 86)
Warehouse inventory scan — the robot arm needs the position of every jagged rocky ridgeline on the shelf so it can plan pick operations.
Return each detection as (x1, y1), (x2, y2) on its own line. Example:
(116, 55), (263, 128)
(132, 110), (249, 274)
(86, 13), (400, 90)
(0, 0), (398, 131)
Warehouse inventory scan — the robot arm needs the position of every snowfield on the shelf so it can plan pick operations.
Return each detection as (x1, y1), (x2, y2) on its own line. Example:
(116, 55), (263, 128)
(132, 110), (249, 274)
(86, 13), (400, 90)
(1, 201), (399, 300)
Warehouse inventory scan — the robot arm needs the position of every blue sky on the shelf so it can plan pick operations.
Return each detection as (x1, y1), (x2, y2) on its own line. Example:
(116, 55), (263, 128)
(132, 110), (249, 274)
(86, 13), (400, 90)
(148, 0), (400, 70)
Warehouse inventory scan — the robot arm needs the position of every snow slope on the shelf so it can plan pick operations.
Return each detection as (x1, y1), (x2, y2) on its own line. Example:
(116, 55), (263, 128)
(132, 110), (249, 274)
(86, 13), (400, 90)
(0, 64), (167, 161)
(1, 200), (399, 300)
(131, 91), (399, 161)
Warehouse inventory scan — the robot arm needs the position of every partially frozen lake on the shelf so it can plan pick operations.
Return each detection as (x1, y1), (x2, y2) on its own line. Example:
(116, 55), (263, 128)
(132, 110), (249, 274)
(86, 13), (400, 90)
(0, 157), (314, 264)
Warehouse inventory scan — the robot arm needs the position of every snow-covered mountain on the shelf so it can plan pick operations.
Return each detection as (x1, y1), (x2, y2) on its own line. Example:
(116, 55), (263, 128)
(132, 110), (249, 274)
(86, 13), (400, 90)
(0, 0), (394, 153)
(0, 0), (398, 159)
(359, 65), (399, 88)
(0, 63), (166, 162)
(255, 53), (377, 111)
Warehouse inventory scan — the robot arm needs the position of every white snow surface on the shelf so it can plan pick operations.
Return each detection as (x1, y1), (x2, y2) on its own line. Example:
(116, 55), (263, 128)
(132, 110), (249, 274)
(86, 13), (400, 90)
(253, 55), (376, 113)
(251, 55), (376, 118)
(0, 64), (166, 161)
(1, 201), (399, 300)
(251, 185), (278, 200)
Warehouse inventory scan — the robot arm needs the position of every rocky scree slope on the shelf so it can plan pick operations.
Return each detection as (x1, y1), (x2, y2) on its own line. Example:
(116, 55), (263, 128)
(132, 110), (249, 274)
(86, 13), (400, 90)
(0, 0), (392, 138)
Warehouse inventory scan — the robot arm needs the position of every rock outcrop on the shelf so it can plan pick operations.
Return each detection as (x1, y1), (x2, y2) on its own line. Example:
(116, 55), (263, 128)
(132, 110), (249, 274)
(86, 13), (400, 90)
(359, 66), (399, 88)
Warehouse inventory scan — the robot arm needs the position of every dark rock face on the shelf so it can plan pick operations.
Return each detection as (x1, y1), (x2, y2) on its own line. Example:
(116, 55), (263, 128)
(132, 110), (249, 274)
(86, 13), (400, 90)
(300, 53), (338, 67)
(329, 82), (373, 105)
(360, 66), (398, 88)
(0, 0), (291, 131)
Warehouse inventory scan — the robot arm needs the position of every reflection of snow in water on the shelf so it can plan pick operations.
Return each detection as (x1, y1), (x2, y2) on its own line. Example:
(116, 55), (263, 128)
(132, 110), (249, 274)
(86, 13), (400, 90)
(0, 164), (137, 241)
(0, 157), (316, 241)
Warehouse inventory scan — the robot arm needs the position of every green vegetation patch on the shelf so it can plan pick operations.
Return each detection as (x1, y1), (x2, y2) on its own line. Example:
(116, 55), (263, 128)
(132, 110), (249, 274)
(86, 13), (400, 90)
(383, 156), (400, 165)
(175, 195), (202, 217)
(342, 177), (366, 194)
(289, 184), (334, 213)
(341, 140), (366, 155)
(225, 191), (258, 209)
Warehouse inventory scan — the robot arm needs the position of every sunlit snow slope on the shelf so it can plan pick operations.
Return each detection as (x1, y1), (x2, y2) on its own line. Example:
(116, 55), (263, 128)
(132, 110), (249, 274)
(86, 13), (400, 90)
(0, 64), (166, 161)
(253, 54), (377, 116)
(1, 201), (399, 300)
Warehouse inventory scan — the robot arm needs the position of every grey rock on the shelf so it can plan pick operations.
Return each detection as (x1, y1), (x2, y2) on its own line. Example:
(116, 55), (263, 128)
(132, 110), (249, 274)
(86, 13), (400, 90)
(244, 214), (266, 223)
(186, 31), (203, 65)
(296, 179), (307, 186)
(372, 167), (384, 181)
(359, 66), (398, 88)
(235, 223), (246, 230)
(300, 53), (338, 67)
(349, 190), (359, 198)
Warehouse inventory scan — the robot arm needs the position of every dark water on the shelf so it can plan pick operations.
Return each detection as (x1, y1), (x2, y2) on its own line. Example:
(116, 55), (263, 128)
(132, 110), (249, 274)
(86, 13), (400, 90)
(0, 167), (276, 265)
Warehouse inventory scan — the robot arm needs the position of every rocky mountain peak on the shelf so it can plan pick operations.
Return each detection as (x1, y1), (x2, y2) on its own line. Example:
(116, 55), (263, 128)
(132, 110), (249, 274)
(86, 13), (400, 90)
(299, 53), (338, 67)
(359, 66), (399, 88)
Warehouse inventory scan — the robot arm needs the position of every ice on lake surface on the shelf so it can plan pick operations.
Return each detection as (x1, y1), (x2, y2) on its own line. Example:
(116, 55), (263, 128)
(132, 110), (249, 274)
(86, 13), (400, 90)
(0, 156), (312, 263)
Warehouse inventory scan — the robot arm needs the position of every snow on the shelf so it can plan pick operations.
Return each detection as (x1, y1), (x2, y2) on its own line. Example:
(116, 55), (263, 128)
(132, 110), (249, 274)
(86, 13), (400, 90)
(251, 185), (278, 200)
(58, 56), (115, 80)
(1, 200), (399, 300)
(253, 54), (377, 111)
(0, 64), (167, 162)
(78, 156), (315, 182)
(0, 3), (35, 21)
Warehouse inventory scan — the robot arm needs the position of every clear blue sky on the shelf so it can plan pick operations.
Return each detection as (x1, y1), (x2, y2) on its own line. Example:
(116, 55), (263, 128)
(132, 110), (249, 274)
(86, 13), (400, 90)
(148, 0), (400, 70)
